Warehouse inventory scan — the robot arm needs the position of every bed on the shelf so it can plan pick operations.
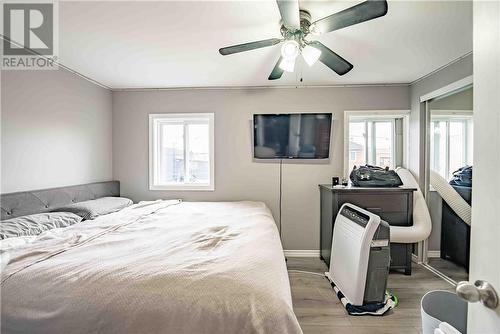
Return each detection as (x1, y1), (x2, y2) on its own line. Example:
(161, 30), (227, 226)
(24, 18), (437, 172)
(0, 182), (302, 334)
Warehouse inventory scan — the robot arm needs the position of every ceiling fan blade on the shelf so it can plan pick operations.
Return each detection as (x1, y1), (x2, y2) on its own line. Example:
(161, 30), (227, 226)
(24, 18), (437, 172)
(276, 0), (300, 29)
(312, 0), (388, 34)
(219, 38), (281, 55)
(309, 41), (353, 76)
(268, 56), (284, 80)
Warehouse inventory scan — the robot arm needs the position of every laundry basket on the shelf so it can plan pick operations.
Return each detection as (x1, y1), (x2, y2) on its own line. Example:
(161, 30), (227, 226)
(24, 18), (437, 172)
(421, 290), (468, 334)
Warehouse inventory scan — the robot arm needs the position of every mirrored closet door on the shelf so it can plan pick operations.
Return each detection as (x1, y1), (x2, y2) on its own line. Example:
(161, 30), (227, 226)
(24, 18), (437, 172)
(425, 86), (473, 283)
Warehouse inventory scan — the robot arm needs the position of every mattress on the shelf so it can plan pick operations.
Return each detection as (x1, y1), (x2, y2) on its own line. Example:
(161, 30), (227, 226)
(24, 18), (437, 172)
(1, 200), (302, 334)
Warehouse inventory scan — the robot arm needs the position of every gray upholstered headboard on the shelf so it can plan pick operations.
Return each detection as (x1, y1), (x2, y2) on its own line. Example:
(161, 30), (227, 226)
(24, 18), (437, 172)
(0, 181), (120, 220)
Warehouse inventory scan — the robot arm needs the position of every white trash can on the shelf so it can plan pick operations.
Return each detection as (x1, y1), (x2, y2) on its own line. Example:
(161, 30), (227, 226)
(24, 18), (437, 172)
(421, 290), (468, 334)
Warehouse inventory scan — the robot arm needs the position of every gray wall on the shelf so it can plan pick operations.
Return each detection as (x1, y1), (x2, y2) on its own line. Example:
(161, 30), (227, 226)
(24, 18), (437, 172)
(112, 86), (410, 250)
(408, 54), (473, 184)
(0, 54), (473, 251)
(430, 87), (473, 110)
(1, 69), (113, 193)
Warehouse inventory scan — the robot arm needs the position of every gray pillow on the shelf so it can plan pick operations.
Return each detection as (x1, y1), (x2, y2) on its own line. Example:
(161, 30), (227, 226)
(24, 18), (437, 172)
(0, 212), (82, 240)
(52, 197), (133, 220)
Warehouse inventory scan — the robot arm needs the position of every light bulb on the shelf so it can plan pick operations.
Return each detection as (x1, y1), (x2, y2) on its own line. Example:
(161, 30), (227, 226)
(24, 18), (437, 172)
(279, 58), (295, 72)
(281, 40), (300, 60)
(302, 45), (321, 66)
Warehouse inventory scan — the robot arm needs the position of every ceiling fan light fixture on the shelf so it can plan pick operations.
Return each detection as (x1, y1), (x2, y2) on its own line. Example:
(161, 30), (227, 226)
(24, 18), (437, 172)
(279, 58), (296, 72)
(302, 44), (322, 66)
(219, 0), (388, 80)
(280, 40), (300, 60)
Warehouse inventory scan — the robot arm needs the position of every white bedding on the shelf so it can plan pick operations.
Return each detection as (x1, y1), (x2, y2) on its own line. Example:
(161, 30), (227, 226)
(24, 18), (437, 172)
(1, 200), (302, 334)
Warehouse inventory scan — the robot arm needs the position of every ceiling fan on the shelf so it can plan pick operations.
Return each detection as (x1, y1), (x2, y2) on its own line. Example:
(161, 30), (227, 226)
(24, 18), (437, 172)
(219, 0), (388, 80)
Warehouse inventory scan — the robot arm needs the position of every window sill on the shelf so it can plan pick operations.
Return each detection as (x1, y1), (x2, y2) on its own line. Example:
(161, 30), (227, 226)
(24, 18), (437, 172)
(149, 185), (215, 191)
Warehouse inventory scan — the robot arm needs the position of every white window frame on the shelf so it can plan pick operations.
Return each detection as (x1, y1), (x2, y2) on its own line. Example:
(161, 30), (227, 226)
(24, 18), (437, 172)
(430, 110), (473, 180)
(149, 113), (215, 191)
(343, 110), (410, 176)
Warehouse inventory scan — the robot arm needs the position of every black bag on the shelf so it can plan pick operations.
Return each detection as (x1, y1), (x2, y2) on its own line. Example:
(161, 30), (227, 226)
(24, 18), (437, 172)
(449, 166), (472, 187)
(350, 165), (403, 188)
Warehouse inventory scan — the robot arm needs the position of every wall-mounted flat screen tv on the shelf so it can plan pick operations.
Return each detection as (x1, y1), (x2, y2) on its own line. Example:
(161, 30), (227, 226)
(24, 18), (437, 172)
(253, 113), (332, 159)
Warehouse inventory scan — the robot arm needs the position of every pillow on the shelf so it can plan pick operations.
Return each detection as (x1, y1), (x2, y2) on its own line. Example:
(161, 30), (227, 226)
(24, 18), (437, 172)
(0, 212), (82, 240)
(52, 197), (133, 220)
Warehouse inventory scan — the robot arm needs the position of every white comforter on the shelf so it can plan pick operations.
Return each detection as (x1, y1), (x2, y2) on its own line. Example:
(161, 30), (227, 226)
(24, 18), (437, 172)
(1, 200), (302, 334)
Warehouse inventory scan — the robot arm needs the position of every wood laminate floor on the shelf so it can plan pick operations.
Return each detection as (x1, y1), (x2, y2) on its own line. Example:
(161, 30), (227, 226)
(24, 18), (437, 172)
(427, 257), (468, 282)
(287, 257), (454, 334)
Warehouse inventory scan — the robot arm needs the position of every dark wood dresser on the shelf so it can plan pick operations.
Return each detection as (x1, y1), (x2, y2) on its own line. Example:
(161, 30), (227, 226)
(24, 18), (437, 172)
(319, 184), (416, 275)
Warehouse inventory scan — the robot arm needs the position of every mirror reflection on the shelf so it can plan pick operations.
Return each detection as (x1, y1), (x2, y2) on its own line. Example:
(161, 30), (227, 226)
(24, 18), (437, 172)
(427, 87), (473, 282)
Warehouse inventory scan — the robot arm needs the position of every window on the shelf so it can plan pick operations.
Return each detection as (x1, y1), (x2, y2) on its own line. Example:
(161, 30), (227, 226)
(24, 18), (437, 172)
(348, 118), (396, 169)
(430, 116), (473, 180)
(344, 111), (409, 176)
(350, 151), (357, 161)
(149, 113), (214, 190)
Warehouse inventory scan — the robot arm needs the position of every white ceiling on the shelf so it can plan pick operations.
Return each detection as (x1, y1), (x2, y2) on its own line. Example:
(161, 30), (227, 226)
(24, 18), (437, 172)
(58, 1), (472, 89)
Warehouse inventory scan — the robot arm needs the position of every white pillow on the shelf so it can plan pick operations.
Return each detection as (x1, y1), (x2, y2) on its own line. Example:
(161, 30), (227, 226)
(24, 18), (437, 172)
(0, 212), (82, 240)
(52, 197), (133, 220)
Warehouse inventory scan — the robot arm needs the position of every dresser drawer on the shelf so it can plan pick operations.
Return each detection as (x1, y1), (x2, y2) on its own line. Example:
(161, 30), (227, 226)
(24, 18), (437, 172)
(339, 193), (408, 213)
(379, 212), (412, 226)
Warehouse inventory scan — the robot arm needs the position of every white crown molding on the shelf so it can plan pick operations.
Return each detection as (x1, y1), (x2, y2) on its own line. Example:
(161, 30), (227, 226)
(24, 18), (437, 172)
(111, 83), (410, 92)
(410, 51), (473, 86)
(419, 75), (473, 102)
(1, 34), (471, 93)
(0, 34), (112, 90)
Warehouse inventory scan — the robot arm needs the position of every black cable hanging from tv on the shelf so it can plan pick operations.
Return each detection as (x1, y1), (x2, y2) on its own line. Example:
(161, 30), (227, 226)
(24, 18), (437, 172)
(279, 158), (283, 242)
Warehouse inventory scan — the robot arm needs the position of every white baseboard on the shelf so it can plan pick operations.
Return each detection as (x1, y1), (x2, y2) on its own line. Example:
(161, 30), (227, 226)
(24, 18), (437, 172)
(427, 250), (441, 258)
(284, 250), (320, 257)
(412, 253), (421, 264)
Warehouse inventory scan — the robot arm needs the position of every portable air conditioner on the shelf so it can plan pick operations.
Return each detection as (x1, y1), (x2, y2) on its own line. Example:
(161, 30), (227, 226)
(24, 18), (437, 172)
(325, 203), (391, 306)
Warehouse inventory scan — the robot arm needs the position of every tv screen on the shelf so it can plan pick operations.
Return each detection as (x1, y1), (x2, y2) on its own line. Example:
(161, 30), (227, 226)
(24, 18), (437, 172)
(253, 113), (332, 159)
